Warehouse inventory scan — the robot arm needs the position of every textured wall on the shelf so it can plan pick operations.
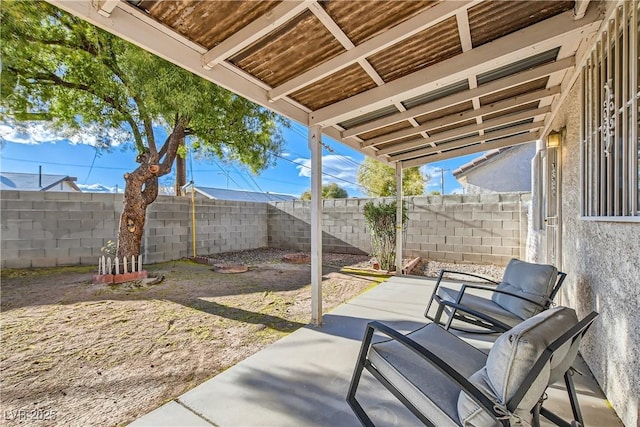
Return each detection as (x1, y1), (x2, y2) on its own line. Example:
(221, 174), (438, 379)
(268, 193), (529, 265)
(0, 191), (268, 268)
(461, 142), (536, 194)
(545, 81), (639, 426)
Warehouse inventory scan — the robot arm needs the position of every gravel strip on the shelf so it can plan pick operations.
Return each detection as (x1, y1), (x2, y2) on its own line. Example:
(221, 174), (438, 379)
(204, 248), (505, 281)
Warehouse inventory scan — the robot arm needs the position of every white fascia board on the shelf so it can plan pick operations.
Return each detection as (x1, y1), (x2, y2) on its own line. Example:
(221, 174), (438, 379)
(46, 0), (310, 126)
(201, 1), (311, 70)
(376, 106), (550, 156)
(401, 131), (540, 167)
(343, 58), (573, 138)
(389, 121), (543, 162)
(310, 6), (602, 127)
(267, 0), (473, 101)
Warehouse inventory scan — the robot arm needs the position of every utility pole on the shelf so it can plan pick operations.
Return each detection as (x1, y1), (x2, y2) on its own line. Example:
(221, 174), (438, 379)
(217, 171), (230, 189)
(434, 168), (449, 195)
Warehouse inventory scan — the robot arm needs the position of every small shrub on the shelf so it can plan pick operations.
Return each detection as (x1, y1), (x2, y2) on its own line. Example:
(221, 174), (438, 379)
(362, 200), (407, 271)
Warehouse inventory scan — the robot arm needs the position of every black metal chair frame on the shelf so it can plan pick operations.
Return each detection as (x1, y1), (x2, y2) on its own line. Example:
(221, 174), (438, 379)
(425, 268), (567, 333)
(347, 311), (598, 427)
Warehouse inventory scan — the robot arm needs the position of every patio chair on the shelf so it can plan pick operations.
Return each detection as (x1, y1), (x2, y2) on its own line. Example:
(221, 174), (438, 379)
(425, 258), (566, 333)
(347, 306), (598, 427)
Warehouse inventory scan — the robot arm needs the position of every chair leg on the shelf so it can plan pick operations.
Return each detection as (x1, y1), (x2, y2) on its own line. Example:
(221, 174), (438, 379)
(432, 301), (445, 324)
(347, 325), (376, 427)
(565, 369), (584, 426)
(531, 400), (542, 427)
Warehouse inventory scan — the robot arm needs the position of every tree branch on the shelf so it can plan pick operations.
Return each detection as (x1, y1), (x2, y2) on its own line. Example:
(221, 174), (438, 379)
(141, 177), (159, 205)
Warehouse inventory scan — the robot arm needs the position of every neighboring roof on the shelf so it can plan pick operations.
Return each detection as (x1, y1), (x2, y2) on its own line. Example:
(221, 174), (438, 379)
(193, 186), (295, 203)
(55, 0), (606, 168)
(453, 147), (516, 177)
(0, 172), (81, 192)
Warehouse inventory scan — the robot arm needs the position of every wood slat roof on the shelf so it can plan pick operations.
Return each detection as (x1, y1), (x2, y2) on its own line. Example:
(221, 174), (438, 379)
(50, 0), (606, 167)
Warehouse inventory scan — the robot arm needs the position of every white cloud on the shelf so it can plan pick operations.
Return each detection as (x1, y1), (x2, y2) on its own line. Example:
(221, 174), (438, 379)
(0, 120), (129, 147)
(281, 152), (292, 158)
(421, 165), (444, 190)
(293, 154), (360, 190)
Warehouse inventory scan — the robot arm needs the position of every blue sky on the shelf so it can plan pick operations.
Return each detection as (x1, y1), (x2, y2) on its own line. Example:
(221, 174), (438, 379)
(0, 120), (477, 197)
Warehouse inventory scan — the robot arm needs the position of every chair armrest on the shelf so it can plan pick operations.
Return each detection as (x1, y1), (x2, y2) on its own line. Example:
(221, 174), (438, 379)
(458, 283), (548, 310)
(439, 300), (511, 333)
(362, 321), (502, 422)
(425, 269), (500, 319)
(436, 269), (500, 287)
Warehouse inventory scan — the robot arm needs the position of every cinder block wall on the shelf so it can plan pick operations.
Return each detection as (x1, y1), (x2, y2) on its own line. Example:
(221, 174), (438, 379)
(267, 198), (371, 255)
(1, 191), (122, 268)
(0, 191), (268, 268)
(268, 192), (530, 265)
(1, 190), (528, 268)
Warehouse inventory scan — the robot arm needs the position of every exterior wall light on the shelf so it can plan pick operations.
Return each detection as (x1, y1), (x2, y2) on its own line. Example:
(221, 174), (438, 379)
(547, 129), (562, 148)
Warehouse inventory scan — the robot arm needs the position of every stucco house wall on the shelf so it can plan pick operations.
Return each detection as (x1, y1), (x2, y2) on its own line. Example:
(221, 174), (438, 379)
(456, 143), (536, 194)
(542, 81), (639, 427)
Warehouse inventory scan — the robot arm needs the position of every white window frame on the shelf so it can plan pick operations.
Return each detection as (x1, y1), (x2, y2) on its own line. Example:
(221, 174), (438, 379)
(581, 1), (639, 220)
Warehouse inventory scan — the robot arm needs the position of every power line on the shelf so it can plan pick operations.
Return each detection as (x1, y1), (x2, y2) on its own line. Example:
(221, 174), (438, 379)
(84, 147), (99, 184)
(272, 152), (366, 191)
(209, 158), (260, 202)
(1, 156), (131, 171)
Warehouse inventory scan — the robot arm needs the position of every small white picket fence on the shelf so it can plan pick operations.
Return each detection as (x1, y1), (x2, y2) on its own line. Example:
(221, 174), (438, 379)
(97, 255), (143, 275)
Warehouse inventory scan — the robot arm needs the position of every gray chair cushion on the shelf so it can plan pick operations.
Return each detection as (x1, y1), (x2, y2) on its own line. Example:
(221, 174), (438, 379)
(491, 259), (558, 320)
(438, 286), (523, 328)
(370, 323), (487, 426)
(457, 307), (578, 426)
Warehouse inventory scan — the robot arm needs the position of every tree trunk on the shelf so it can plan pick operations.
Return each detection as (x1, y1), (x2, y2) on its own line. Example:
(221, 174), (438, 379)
(175, 137), (186, 196)
(116, 172), (157, 258)
(116, 120), (187, 259)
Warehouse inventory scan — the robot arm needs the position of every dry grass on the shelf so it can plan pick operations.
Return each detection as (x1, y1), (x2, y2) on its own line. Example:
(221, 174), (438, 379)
(0, 251), (373, 426)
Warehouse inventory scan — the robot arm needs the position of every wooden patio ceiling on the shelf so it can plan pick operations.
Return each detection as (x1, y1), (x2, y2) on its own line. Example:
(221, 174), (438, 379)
(49, 0), (605, 167)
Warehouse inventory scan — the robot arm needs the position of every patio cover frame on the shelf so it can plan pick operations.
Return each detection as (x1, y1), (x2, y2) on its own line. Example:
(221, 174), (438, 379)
(47, 0), (609, 325)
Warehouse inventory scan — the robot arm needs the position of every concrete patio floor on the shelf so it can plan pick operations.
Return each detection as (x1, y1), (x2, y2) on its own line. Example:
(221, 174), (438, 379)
(130, 275), (622, 427)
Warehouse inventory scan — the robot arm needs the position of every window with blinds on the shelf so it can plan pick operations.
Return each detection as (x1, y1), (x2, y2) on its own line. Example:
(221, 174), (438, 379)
(581, 1), (639, 219)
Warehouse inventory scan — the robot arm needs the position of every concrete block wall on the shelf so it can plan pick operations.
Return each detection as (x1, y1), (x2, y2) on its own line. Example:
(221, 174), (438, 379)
(267, 198), (371, 255)
(1, 190), (528, 269)
(1, 190), (122, 268)
(145, 197), (268, 264)
(1, 191), (268, 268)
(403, 193), (529, 265)
(268, 193), (530, 266)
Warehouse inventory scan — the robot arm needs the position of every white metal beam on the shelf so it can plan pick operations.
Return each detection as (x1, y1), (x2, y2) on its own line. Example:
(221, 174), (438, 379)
(389, 121), (542, 162)
(574, 0), (591, 19)
(309, 125), (323, 326)
(310, 6), (601, 127)
(376, 106), (550, 156)
(46, 0), (311, 126)
(307, 2), (385, 86)
(201, 1), (311, 70)
(95, 0), (120, 17)
(364, 95), (555, 148)
(402, 132), (540, 168)
(395, 163), (403, 275)
(456, 9), (473, 52)
(267, 0), (473, 101)
(343, 58), (573, 138)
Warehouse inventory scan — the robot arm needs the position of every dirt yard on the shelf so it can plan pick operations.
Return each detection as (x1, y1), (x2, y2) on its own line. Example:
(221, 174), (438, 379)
(0, 249), (378, 427)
